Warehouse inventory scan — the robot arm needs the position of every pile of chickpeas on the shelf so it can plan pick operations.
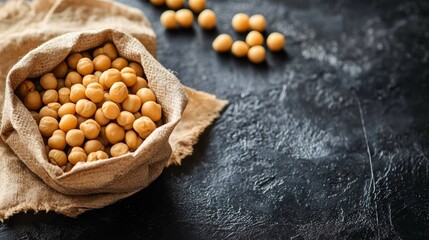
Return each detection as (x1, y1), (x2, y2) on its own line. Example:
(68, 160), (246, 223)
(16, 42), (163, 172)
(151, 0), (285, 64)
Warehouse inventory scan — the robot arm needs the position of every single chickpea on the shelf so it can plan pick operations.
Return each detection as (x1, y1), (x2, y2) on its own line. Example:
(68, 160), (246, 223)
(245, 31), (264, 47)
(111, 57), (128, 71)
(80, 119), (101, 139)
(52, 61), (68, 79)
(31, 111), (40, 124)
(75, 99), (96, 117)
(68, 147), (87, 165)
(165, 0), (184, 10)
(58, 87), (71, 104)
(39, 116), (59, 137)
(133, 116), (156, 139)
(105, 123), (125, 144)
(249, 14), (266, 32)
(109, 82), (128, 103)
(131, 77), (148, 94)
(66, 129), (85, 147)
(198, 9), (216, 30)
(17, 80), (35, 99)
(76, 57), (94, 76)
(189, 0), (205, 13)
(267, 32), (285, 52)
(141, 101), (162, 122)
(56, 79), (65, 90)
(99, 68), (121, 88)
(67, 53), (82, 70)
(48, 149), (68, 167)
(122, 94), (142, 113)
(133, 112), (142, 119)
(150, 0), (165, 6)
(81, 52), (92, 60)
(82, 75), (98, 87)
(40, 73), (58, 90)
(136, 88), (156, 103)
(87, 150), (109, 162)
(110, 142), (129, 157)
(160, 10), (177, 29)
(59, 114), (78, 132)
(120, 67), (137, 87)
(117, 111), (135, 130)
(94, 108), (110, 126)
(103, 42), (119, 60)
(85, 82), (104, 103)
(212, 34), (233, 52)
(232, 13), (250, 32)
(48, 130), (67, 150)
(125, 130), (143, 151)
(128, 62), (144, 77)
(101, 101), (120, 120)
(42, 89), (58, 105)
(93, 54), (111, 71)
(39, 102), (60, 119)
(65, 71), (82, 88)
(83, 139), (104, 154)
(70, 84), (86, 103)
(247, 45), (266, 64)
(24, 91), (42, 110)
(231, 41), (250, 58)
(58, 102), (76, 118)
(176, 9), (194, 28)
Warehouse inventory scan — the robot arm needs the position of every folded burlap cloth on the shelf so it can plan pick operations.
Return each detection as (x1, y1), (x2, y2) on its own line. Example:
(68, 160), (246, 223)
(0, 0), (227, 221)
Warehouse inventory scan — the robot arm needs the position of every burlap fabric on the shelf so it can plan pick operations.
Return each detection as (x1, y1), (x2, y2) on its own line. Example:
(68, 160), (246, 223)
(0, 0), (228, 221)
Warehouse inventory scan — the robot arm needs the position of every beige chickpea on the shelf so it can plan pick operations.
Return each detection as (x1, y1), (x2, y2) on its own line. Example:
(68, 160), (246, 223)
(83, 139), (104, 154)
(94, 71), (103, 80)
(48, 149), (67, 167)
(109, 82), (128, 103)
(231, 41), (250, 58)
(17, 80), (35, 99)
(133, 112), (142, 119)
(267, 32), (285, 52)
(166, 0), (184, 10)
(76, 57), (94, 76)
(248, 45), (266, 64)
(189, 0), (205, 13)
(122, 94), (142, 113)
(67, 53), (82, 70)
(59, 114), (78, 132)
(160, 10), (177, 29)
(70, 84), (86, 103)
(52, 61), (68, 79)
(133, 116), (156, 139)
(249, 14), (266, 32)
(93, 54), (111, 71)
(198, 9), (216, 30)
(150, 0), (165, 6)
(111, 57), (128, 71)
(136, 87), (156, 103)
(176, 9), (194, 28)
(128, 62), (144, 77)
(101, 101), (120, 120)
(87, 150), (109, 162)
(117, 111), (135, 130)
(56, 79), (65, 90)
(80, 119), (101, 139)
(94, 108), (110, 126)
(75, 99), (96, 117)
(31, 111), (40, 124)
(40, 73), (58, 90)
(212, 34), (233, 52)
(232, 13), (250, 32)
(110, 142), (129, 157)
(82, 75), (98, 87)
(58, 87), (71, 104)
(65, 71), (82, 88)
(39, 116), (59, 137)
(105, 123), (125, 144)
(125, 130), (143, 151)
(99, 68), (121, 89)
(103, 42), (119, 60)
(24, 91), (42, 110)
(39, 102), (60, 119)
(120, 67), (137, 87)
(66, 129), (85, 147)
(85, 82), (104, 103)
(131, 77), (148, 94)
(48, 130), (67, 150)
(58, 102), (76, 118)
(246, 31), (264, 47)
(68, 147), (87, 165)
(141, 101), (162, 122)
(42, 89), (58, 105)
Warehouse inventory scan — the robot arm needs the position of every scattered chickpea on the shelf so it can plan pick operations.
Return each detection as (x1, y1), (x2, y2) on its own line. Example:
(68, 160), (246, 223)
(24, 91), (43, 110)
(267, 32), (285, 52)
(189, 0), (205, 13)
(40, 73), (57, 90)
(117, 111), (136, 130)
(128, 62), (144, 77)
(136, 88), (156, 103)
(68, 147), (87, 165)
(141, 101), (162, 122)
(82, 75), (98, 87)
(66, 129), (85, 147)
(160, 10), (177, 30)
(58, 87), (71, 104)
(133, 116), (156, 139)
(110, 142), (129, 157)
(231, 41), (250, 58)
(165, 0), (184, 10)
(122, 94), (142, 113)
(102, 101), (120, 120)
(67, 53), (82, 70)
(70, 84), (86, 103)
(212, 34), (233, 53)
(131, 77), (148, 94)
(83, 139), (104, 154)
(52, 61), (68, 79)
(48, 130), (67, 150)
(249, 14), (266, 32)
(99, 68), (121, 88)
(112, 57), (128, 71)
(65, 71), (82, 88)
(76, 57), (94, 76)
(102, 43), (119, 60)
(246, 31), (264, 47)
(125, 130), (143, 151)
(58, 102), (76, 118)
(17, 80), (35, 99)
(87, 150), (109, 162)
(232, 13), (250, 32)
(93, 54), (111, 71)
(247, 45), (266, 64)
(94, 108), (110, 126)
(176, 9), (194, 28)
(85, 82), (104, 103)
(109, 82), (128, 103)
(39, 116), (59, 137)
(121, 67), (137, 87)
(80, 119), (101, 139)
(49, 149), (68, 167)
(42, 89), (58, 105)
(198, 9), (216, 30)
(105, 123), (125, 144)
(75, 99), (97, 117)
(39, 103), (60, 119)
(59, 114), (78, 132)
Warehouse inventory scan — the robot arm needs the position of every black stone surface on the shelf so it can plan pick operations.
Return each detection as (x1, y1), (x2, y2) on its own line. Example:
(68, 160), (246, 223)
(1, 0), (429, 239)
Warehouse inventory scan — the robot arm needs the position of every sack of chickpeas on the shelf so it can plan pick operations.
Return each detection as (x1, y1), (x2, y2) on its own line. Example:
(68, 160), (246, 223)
(1, 28), (188, 195)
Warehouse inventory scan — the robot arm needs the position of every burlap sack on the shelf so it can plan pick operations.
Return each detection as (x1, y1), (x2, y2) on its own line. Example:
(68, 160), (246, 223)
(0, 0), (228, 220)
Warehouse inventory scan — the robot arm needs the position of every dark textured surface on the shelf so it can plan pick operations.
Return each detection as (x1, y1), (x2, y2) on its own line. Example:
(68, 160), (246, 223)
(1, 0), (429, 239)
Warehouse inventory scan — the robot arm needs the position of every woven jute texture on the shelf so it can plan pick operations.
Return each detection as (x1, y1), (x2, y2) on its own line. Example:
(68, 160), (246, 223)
(0, 0), (228, 221)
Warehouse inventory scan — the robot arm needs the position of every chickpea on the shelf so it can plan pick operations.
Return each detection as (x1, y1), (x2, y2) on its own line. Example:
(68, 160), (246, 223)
(95, 42), (118, 60)
(39, 103), (60, 119)
(76, 115), (88, 126)
(39, 116), (59, 137)
(160, 10), (177, 29)
(40, 73), (57, 90)
(120, 67), (137, 87)
(99, 68), (121, 89)
(93, 54), (111, 71)
(17, 80), (35, 99)
(66, 129), (85, 147)
(125, 130), (143, 151)
(56, 79), (65, 90)
(70, 84), (86, 103)
(110, 142), (129, 157)
(246, 31), (264, 47)
(24, 91), (42, 110)
(128, 62), (144, 77)
(117, 111), (135, 130)
(82, 75), (98, 87)
(111, 57), (128, 71)
(249, 14), (266, 32)
(68, 147), (87, 165)
(122, 94), (142, 113)
(136, 88), (156, 103)
(94, 108), (110, 126)
(133, 112), (142, 119)
(198, 9), (216, 30)
(83, 139), (104, 154)
(52, 61), (68, 78)
(65, 71), (82, 88)
(131, 77), (148, 94)
(87, 150), (109, 162)
(58, 102), (76, 118)
(212, 34), (233, 53)
(80, 119), (101, 139)
(232, 13), (250, 32)
(231, 41), (249, 58)
(58, 87), (71, 104)
(75, 99), (96, 117)
(165, 0), (184, 10)
(247, 45), (266, 64)
(176, 9), (194, 28)
(189, 0), (205, 13)
(85, 82), (104, 103)
(67, 53), (82, 70)
(109, 82), (128, 103)
(48, 149), (67, 167)
(267, 32), (285, 52)
(141, 101), (162, 122)
(31, 111), (40, 124)
(76, 57), (94, 76)
(59, 114), (78, 132)
(101, 101), (120, 120)
(105, 123), (125, 144)
(42, 89), (58, 104)
(48, 129), (67, 150)
(93, 47), (103, 58)
(133, 116), (156, 139)
(94, 71), (102, 80)
(150, 0), (165, 6)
